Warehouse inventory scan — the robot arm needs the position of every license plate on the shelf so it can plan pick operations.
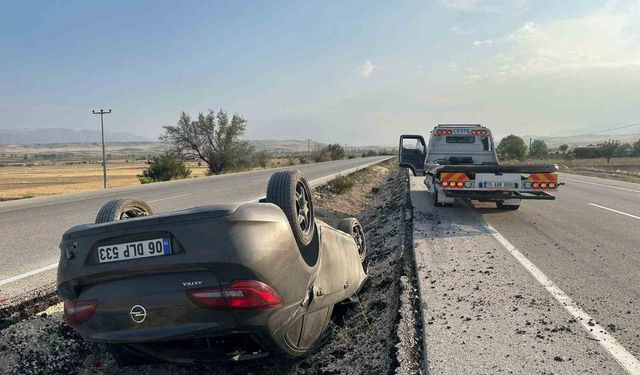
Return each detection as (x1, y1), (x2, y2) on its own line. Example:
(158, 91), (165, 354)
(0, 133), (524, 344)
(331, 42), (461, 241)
(97, 238), (171, 264)
(487, 181), (515, 189)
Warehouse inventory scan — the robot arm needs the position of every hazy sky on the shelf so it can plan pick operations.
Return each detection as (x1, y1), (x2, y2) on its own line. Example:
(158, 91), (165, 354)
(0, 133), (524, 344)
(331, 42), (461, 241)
(2, 0), (640, 145)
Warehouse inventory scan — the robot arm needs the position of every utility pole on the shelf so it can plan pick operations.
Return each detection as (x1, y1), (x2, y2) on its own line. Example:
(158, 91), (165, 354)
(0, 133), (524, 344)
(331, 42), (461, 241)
(92, 109), (111, 189)
(306, 139), (311, 161)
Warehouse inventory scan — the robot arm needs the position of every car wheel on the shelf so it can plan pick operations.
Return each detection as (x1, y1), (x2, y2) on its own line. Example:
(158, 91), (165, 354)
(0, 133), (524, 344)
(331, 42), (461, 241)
(95, 198), (153, 224)
(337, 218), (367, 263)
(266, 170), (315, 248)
(496, 202), (520, 210)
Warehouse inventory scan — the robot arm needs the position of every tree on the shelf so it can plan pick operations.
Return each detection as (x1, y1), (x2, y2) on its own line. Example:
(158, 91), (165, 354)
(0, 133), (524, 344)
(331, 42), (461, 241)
(254, 150), (271, 169)
(496, 135), (527, 161)
(314, 144), (345, 162)
(529, 140), (549, 159)
(600, 140), (619, 163)
(138, 154), (191, 184)
(558, 144), (569, 153)
(160, 110), (253, 175)
(633, 139), (640, 156)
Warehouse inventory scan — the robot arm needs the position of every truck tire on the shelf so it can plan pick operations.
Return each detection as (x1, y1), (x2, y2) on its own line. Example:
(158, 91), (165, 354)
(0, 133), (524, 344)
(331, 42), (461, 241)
(496, 202), (520, 210)
(95, 198), (153, 224)
(337, 218), (367, 262)
(266, 170), (315, 248)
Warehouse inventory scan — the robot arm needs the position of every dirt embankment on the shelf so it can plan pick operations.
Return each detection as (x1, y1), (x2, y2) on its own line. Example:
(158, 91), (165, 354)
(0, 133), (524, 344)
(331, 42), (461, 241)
(0, 159), (421, 375)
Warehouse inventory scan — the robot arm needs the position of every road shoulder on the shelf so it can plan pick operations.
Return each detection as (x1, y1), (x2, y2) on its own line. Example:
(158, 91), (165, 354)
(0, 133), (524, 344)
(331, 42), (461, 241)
(410, 176), (626, 374)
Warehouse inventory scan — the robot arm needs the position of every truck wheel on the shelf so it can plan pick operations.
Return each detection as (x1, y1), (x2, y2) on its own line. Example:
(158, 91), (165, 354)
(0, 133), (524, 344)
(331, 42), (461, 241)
(496, 202), (520, 210)
(267, 170), (315, 248)
(95, 198), (153, 224)
(337, 218), (367, 262)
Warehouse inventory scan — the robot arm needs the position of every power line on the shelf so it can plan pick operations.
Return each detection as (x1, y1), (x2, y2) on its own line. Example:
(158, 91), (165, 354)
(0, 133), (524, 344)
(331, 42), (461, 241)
(590, 122), (640, 134)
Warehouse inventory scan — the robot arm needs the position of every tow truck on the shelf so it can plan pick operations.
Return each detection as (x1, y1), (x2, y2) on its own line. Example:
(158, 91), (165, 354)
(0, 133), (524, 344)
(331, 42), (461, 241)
(399, 124), (561, 210)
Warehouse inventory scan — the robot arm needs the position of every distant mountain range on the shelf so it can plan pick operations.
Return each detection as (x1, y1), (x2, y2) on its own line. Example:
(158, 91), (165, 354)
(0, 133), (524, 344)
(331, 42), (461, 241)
(0, 128), (150, 144)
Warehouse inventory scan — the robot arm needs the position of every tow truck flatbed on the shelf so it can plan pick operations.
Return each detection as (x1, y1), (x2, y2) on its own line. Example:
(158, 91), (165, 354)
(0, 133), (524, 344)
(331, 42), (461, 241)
(399, 124), (562, 210)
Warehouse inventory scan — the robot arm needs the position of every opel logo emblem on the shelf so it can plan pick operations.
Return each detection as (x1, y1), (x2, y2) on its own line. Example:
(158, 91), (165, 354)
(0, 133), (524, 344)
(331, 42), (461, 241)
(130, 305), (147, 324)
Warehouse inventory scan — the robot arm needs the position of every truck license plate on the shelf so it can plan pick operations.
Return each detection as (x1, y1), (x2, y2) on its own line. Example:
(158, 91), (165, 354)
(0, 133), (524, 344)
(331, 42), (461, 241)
(487, 181), (515, 189)
(97, 238), (171, 263)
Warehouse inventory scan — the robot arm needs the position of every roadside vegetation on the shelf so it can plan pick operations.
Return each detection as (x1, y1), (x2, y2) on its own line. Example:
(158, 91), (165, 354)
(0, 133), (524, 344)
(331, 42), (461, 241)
(498, 134), (640, 183)
(327, 175), (356, 194)
(138, 154), (191, 184)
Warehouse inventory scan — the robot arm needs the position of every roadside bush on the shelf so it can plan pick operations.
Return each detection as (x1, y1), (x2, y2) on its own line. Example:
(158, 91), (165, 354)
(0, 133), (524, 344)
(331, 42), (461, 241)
(253, 150), (271, 169)
(298, 156), (308, 164)
(315, 144), (345, 162)
(138, 154), (191, 184)
(328, 175), (355, 194)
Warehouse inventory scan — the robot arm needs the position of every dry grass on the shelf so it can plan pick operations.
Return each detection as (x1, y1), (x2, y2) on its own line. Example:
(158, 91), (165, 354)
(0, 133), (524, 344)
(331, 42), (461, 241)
(0, 161), (208, 201)
(0, 157), (313, 201)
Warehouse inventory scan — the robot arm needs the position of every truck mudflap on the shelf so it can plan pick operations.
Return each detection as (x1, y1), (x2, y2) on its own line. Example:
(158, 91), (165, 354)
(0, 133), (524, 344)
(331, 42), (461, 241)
(443, 190), (555, 200)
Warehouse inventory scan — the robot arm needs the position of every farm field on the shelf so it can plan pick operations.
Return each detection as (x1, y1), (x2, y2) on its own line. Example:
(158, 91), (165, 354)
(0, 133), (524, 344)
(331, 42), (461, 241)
(0, 161), (207, 201)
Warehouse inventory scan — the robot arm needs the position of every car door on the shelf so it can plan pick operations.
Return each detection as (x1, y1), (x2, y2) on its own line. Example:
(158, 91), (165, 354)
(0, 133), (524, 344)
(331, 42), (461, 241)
(399, 135), (426, 176)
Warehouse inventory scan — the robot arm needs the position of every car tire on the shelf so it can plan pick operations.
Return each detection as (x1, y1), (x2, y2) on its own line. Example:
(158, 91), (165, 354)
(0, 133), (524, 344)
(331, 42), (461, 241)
(337, 217), (367, 263)
(266, 170), (315, 248)
(496, 202), (520, 210)
(95, 198), (153, 224)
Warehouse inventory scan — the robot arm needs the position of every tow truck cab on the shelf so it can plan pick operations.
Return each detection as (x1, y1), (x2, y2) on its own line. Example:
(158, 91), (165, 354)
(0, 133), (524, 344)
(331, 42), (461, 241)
(399, 124), (560, 210)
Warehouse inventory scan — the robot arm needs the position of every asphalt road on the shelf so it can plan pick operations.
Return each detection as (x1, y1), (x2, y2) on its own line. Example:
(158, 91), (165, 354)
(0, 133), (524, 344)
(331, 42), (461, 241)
(411, 172), (640, 374)
(0, 156), (390, 301)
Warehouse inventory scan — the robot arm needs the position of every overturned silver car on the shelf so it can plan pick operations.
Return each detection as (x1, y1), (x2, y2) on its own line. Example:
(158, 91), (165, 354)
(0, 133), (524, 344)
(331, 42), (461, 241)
(57, 170), (368, 365)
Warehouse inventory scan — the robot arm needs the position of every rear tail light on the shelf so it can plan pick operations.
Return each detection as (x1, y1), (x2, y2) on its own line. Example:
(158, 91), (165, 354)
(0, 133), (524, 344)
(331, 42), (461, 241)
(456, 181), (464, 188)
(187, 280), (282, 310)
(436, 129), (453, 135)
(441, 181), (449, 188)
(470, 130), (487, 136)
(64, 299), (97, 327)
(526, 181), (557, 189)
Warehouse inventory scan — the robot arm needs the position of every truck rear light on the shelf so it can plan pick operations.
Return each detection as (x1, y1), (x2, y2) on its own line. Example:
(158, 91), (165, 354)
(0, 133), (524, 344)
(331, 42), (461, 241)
(456, 181), (464, 188)
(532, 182), (540, 189)
(64, 299), (97, 327)
(441, 181), (449, 188)
(540, 182), (548, 189)
(436, 129), (453, 135)
(464, 181), (472, 188)
(524, 181), (532, 189)
(187, 280), (282, 310)
(470, 130), (487, 136)
(548, 182), (556, 189)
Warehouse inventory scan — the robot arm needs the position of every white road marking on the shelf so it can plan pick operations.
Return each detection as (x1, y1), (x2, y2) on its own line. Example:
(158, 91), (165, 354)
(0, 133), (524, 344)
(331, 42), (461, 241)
(148, 194), (191, 203)
(563, 177), (640, 193)
(0, 263), (58, 287)
(588, 203), (640, 221)
(484, 221), (640, 374)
